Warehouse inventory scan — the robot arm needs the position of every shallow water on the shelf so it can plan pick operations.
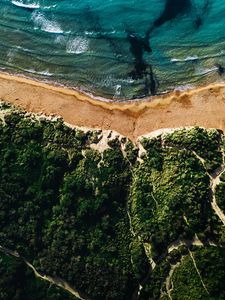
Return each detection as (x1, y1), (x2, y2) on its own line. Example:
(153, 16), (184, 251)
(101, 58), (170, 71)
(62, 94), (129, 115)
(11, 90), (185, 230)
(1, 0), (225, 99)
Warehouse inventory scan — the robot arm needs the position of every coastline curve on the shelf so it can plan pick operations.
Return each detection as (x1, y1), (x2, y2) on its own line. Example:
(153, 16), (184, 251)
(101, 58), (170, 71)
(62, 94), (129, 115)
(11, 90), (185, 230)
(0, 71), (225, 140)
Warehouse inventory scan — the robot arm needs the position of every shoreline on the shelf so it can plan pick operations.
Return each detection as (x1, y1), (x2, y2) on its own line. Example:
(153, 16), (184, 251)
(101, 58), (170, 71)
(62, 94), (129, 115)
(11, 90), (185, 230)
(0, 71), (225, 140)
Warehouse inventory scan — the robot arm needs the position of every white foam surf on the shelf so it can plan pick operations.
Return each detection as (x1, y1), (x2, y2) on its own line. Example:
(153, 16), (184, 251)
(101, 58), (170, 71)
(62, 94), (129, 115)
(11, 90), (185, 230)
(171, 51), (225, 63)
(32, 12), (63, 34)
(12, 0), (40, 9)
(196, 66), (218, 76)
(171, 55), (199, 63)
(174, 84), (195, 91)
(66, 37), (89, 54)
(23, 68), (53, 76)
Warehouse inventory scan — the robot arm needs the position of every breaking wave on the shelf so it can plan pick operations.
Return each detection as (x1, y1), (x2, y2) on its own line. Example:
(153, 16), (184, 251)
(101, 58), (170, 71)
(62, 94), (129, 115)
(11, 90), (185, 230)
(12, 0), (40, 9)
(66, 37), (89, 54)
(32, 12), (63, 33)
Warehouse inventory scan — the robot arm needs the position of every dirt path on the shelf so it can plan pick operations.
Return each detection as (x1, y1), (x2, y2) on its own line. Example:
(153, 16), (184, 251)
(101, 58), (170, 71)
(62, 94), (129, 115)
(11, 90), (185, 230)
(210, 164), (225, 225)
(208, 150), (225, 225)
(0, 245), (89, 300)
(1, 72), (225, 141)
(188, 250), (209, 295)
(164, 260), (182, 300)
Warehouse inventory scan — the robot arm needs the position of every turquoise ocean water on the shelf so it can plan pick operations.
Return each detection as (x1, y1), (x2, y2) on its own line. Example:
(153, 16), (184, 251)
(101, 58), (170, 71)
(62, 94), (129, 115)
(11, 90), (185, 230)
(1, 0), (225, 100)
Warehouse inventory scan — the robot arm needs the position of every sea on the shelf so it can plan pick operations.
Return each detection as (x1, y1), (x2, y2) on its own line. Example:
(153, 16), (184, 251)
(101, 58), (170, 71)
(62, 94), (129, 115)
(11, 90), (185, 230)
(1, 0), (225, 100)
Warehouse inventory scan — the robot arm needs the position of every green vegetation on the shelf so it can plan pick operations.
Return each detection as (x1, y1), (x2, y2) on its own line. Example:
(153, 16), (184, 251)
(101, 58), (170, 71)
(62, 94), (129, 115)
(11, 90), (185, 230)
(215, 182), (225, 213)
(163, 127), (223, 172)
(129, 131), (224, 259)
(171, 247), (225, 300)
(0, 252), (75, 300)
(1, 102), (225, 299)
(0, 106), (136, 299)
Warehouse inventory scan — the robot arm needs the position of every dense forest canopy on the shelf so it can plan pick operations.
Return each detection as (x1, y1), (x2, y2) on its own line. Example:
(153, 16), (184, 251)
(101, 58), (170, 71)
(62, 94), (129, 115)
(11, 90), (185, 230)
(0, 101), (225, 300)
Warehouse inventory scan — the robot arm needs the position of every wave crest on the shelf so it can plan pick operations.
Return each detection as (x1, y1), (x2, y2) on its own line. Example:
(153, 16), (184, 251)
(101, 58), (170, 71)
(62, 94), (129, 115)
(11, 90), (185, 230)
(32, 12), (63, 34)
(12, 0), (40, 9)
(66, 37), (89, 54)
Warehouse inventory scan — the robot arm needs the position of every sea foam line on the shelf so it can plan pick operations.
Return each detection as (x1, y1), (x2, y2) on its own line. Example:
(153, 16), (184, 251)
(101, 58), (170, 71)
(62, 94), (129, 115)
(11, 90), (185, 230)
(171, 50), (225, 63)
(12, 0), (56, 9)
(12, 0), (40, 9)
(171, 55), (199, 63)
(196, 67), (218, 76)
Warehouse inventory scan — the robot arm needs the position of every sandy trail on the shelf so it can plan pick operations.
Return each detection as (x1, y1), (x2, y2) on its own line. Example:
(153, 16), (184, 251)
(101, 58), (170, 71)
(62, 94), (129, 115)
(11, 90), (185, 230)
(1, 72), (225, 140)
(0, 245), (89, 300)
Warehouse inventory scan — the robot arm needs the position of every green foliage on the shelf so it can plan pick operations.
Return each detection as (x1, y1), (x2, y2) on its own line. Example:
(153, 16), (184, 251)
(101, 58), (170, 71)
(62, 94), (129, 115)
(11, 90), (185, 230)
(130, 238), (149, 280)
(129, 145), (212, 257)
(215, 182), (225, 213)
(171, 247), (225, 300)
(0, 252), (75, 300)
(1, 104), (225, 300)
(139, 259), (171, 300)
(0, 108), (136, 299)
(140, 137), (163, 170)
(164, 127), (223, 172)
(124, 140), (139, 164)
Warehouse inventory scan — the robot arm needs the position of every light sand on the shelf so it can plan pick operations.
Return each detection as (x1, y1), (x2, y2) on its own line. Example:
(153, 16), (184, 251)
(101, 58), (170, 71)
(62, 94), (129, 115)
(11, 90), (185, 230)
(0, 72), (225, 141)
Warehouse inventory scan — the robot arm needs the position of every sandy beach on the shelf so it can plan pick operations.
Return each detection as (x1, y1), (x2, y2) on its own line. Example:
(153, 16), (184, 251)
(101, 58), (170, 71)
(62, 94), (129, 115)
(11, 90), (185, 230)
(0, 72), (225, 141)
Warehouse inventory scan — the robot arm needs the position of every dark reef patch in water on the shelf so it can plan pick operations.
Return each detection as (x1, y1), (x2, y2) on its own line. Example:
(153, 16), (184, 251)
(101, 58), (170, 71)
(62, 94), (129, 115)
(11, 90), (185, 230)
(216, 64), (225, 76)
(153, 0), (192, 28)
(127, 31), (158, 96)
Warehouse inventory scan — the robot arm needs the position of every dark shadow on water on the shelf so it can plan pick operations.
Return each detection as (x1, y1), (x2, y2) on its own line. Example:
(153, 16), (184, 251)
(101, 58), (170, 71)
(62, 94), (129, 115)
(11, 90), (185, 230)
(126, 0), (212, 97)
(126, 0), (195, 97)
(84, 1), (212, 98)
(127, 31), (158, 96)
(216, 64), (225, 76)
(145, 0), (192, 41)
(154, 0), (192, 28)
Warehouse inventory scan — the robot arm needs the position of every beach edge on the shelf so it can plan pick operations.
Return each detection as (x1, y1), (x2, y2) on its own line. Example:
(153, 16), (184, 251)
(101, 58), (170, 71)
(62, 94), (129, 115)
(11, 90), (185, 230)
(0, 71), (225, 140)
